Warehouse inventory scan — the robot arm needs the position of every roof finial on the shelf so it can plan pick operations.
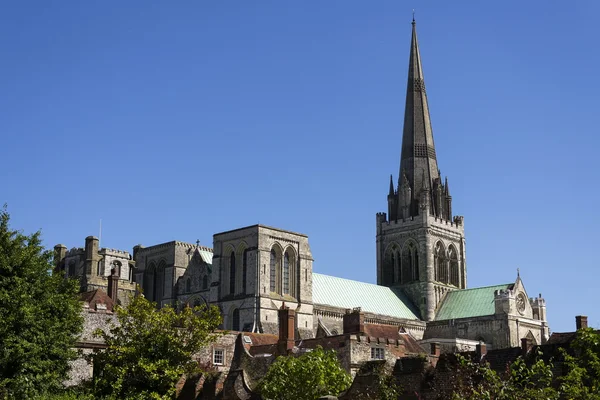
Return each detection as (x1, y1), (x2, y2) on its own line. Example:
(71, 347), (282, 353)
(196, 239), (200, 246)
(517, 268), (520, 278)
(412, 9), (415, 23)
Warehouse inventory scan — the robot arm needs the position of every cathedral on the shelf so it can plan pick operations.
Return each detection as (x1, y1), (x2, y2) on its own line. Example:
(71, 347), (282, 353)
(54, 20), (549, 353)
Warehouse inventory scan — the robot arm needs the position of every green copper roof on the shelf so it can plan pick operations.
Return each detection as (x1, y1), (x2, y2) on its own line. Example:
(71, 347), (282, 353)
(434, 284), (512, 321)
(198, 249), (213, 265)
(312, 273), (421, 320)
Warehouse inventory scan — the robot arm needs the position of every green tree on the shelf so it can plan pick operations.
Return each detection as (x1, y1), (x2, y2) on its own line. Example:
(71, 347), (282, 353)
(91, 290), (222, 400)
(448, 352), (558, 400)
(259, 346), (352, 400)
(0, 206), (83, 399)
(560, 328), (600, 399)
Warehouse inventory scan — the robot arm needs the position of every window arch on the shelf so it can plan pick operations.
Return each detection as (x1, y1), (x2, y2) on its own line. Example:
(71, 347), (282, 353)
(401, 241), (419, 284)
(384, 244), (400, 285)
(282, 247), (297, 297)
(232, 308), (240, 331)
(242, 249), (248, 294)
(68, 261), (76, 277)
(448, 245), (459, 287)
(154, 260), (166, 305)
(283, 253), (290, 295)
(202, 275), (208, 290)
(229, 251), (236, 295)
(270, 249), (277, 293)
(186, 278), (191, 293)
(144, 262), (156, 301)
(434, 242), (447, 284)
(269, 245), (283, 294)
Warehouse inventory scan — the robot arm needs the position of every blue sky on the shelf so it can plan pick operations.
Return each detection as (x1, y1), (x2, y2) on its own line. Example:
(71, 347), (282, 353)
(1, 1), (598, 333)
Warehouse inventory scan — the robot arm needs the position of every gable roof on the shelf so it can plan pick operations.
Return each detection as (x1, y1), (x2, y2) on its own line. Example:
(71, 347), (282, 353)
(312, 273), (420, 320)
(79, 289), (115, 312)
(434, 284), (512, 321)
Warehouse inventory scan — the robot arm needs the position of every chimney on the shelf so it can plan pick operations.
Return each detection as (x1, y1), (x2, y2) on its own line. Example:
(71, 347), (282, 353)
(521, 338), (533, 356)
(278, 303), (295, 354)
(576, 315), (588, 330)
(107, 268), (119, 302)
(430, 342), (441, 357)
(343, 308), (365, 334)
(476, 342), (487, 360)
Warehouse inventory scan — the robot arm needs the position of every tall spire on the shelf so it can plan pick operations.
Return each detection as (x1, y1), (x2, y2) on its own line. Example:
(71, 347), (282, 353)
(398, 19), (440, 217)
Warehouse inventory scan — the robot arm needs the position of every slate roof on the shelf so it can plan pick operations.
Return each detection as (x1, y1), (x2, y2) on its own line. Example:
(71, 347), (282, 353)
(197, 248), (213, 264)
(79, 289), (115, 312)
(312, 273), (421, 320)
(434, 284), (512, 321)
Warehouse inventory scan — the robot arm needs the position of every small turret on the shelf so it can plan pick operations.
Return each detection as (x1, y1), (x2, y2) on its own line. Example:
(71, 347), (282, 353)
(387, 175), (397, 220)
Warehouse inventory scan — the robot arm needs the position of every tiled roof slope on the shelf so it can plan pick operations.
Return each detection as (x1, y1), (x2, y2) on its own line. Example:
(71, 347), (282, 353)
(434, 284), (512, 321)
(312, 273), (421, 320)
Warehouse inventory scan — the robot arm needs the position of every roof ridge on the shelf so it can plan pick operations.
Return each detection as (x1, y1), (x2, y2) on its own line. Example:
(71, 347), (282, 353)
(457, 283), (512, 292)
(313, 272), (380, 287)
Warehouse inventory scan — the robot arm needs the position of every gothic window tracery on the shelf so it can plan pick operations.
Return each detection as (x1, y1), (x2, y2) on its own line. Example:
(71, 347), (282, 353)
(448, 245), (459, 287)
(283, 253), (290, 295)
(242, 249), (248, 294)
(434, 242), (448, 284)
(232, 308), (240, 331)
(229, 252), (236, 295)
(400, 242), (419, 284)
(270, 249), (277, 293)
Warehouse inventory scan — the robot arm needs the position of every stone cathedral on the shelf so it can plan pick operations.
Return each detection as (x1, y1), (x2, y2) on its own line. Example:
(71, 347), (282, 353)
(54, 20), (549, 353)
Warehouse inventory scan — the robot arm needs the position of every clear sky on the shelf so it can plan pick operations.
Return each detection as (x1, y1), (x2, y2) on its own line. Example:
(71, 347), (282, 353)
(1, 1), (598, 333)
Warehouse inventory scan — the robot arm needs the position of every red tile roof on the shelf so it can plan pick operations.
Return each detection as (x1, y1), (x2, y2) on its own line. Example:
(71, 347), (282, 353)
(79, 289), (115, 312)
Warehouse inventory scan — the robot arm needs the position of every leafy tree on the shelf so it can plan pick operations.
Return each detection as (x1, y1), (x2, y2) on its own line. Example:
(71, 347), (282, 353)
(0, 206), (83, 399)
(560, 327), (600, 399)
(448, 351), (558, 400)
(91, 289), (222, 400)
(259, 346), (352, 400)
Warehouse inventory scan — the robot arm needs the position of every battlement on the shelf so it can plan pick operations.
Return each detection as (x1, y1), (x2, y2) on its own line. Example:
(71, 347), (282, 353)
(99, 248), (131, 258)
(66, 247), (84, 256)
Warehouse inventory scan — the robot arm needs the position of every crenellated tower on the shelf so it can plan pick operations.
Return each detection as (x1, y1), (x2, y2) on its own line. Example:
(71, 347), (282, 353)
(376, 19), (467, 321)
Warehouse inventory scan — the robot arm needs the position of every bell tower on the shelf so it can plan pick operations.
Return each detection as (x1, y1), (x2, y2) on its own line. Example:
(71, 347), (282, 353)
(376, 19), (467, 321)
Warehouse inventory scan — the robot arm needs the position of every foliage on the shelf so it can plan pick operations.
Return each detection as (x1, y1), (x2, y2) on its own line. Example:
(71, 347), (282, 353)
(91, 289), (222, 400)
(259, 346), (352, 400)
(560, 328), (600, 399)
(0, 206), (83, 399)
(448, 351), (558, 400)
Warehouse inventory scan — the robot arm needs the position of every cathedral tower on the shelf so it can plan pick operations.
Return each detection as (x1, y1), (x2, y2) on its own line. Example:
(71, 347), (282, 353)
(376, 19), (466, 321)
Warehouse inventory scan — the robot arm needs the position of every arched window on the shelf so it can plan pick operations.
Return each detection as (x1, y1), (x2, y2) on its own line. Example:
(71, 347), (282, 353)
(401, 245), (412, 284)
(414, 250), (419, 280)
(435, 242), (447, 284)
(186, 278), (191, 293)
(202, 275), (208, 290)
(229, 252), (236, 295)
(283, 253), (290, 295)
(242, 249), (248, 294)
(154, 261), (166, 305)
(68, 261), (76, 277)
(391, 253), (397, 283)
(270, 249), (277, 293)
(232, 308), (240, 331)
(449, 245), (459, 287)
(144, 262), (156, 301)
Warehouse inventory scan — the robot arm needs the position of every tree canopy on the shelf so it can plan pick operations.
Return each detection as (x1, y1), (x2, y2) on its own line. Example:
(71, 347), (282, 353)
(91, 289), (222, 400)
(0, 206), (83, 399)
(259, 346), (352, 400)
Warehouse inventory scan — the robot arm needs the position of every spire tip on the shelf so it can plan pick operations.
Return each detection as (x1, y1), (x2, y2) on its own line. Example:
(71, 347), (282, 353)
(412, 9), (416, 23)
